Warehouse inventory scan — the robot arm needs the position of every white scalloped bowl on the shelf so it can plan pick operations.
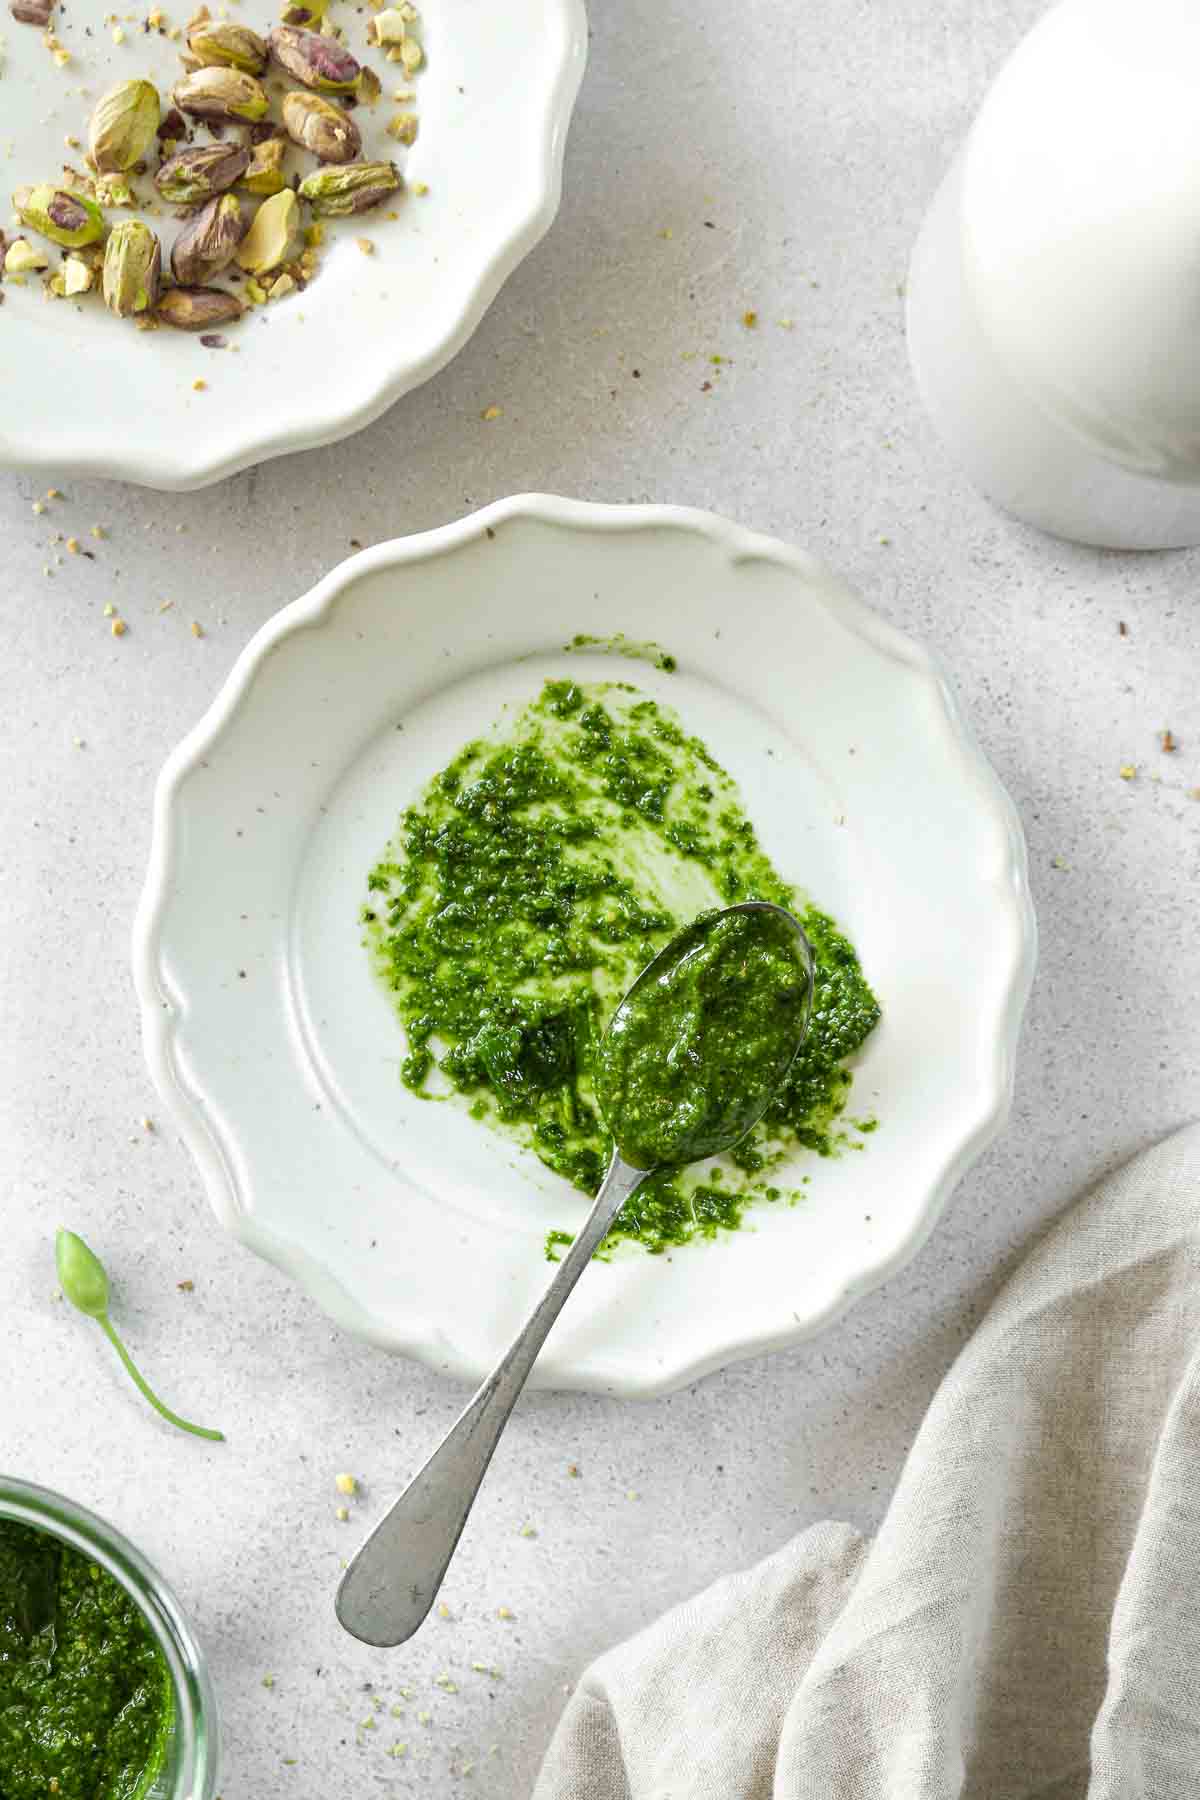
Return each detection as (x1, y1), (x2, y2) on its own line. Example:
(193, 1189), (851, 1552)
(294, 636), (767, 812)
(0, 1), (586, 489)
(133, 497), (1037, 1396)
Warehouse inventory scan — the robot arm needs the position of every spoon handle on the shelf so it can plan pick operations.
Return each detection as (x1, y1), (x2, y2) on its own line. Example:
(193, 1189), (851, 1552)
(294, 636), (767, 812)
(335, 1153), (647, 1647)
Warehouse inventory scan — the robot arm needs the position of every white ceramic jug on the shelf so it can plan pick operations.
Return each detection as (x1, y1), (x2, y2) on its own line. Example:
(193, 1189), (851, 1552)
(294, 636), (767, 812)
(907, 0), (1200, 548)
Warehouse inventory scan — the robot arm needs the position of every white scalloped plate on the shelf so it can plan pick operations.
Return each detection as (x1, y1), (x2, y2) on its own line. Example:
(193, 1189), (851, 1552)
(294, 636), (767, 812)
(0, 0), (586, 489)
(133, 497), (1037, 1396)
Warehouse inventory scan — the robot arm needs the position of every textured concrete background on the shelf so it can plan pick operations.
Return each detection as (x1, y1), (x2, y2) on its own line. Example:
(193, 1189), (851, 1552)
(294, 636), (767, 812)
(2, 0), (1198, 1793)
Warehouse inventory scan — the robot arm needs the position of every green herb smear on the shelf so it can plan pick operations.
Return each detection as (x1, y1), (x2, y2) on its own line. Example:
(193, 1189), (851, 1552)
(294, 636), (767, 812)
(364, 680), (881, 1255)
(0, 1521), (172, 1800)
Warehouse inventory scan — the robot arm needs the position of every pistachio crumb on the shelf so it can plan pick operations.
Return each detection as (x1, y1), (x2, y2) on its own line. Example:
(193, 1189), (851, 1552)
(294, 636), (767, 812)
(66, 536), (80, 554)
(335, 1505), (349, 1522)
(334, 1472), (357, 1495)
(412, 180), (428, 195)
(387, 1742), (408, 1758)
(435, 1601), (451, 1619)
(111, 22), (124, 40)
(518, 1522), (537, 1538)
(433, 1673), (458, 1692)
(481, 405), (502, 422)
(158, 599), (175, 612)
(496, 1606), (514, 1620)
(32, 500), (47, 515)
(625, 1489), (640, 1501)
(261, 1673), (275, 1689)
(192, 378), (208, 392)
(111, 618), (127, 637)
(355, 236), (374, 255)
(566, 1463), (580, 1478)
(90, 525), (106, 539)
(177, 1278), (195, 1292)
(103, 603), (116, 616)
(359, 1715), (377, 1730)
(741, 309), (758, 327)
(46, 488), (63, 500)
(417, 1709), (432, 1724)
(1119, 764), (1137, 781)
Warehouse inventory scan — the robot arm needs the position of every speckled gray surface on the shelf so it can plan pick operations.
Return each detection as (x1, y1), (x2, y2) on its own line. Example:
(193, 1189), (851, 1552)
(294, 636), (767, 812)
(2, 0), (1198, 1793)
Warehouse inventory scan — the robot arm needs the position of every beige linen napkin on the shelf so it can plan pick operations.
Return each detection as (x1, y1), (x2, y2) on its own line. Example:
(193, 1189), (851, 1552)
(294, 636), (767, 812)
(535, 1124), (1200, 1800)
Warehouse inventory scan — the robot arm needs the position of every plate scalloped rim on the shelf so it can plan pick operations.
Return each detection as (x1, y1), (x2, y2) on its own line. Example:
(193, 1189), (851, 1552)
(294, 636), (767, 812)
(133, 495), (1038, 1396)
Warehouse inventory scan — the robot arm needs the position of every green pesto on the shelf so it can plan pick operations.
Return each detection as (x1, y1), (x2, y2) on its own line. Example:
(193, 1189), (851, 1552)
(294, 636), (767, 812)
(564, 632), (677, 672)
(596, 909), (808, 1170)
(364, 679), (881, 1255)
(0, 1520), (171, 1800)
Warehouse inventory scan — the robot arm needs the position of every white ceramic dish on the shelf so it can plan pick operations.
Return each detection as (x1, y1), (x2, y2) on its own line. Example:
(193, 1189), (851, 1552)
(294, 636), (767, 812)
(134, 496), (1037, 1397)
(0, 0), (586, 489)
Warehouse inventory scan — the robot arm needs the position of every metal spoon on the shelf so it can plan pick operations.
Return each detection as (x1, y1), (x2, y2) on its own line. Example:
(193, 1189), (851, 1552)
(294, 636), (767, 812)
(335, 900), (814, 1647)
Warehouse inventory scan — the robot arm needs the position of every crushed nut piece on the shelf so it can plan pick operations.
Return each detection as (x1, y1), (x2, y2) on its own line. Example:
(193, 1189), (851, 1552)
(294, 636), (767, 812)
(1161, 729), (1178, 753)
(334, 1472), (357, 1495)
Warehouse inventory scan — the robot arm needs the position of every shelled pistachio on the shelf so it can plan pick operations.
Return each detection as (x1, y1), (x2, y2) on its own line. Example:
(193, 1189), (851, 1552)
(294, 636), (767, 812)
(235, 186), (300, 272)
(171, 193), (247, 283)
(157, 285), (246, 330)
(269, 22), (360, 92)
(155, 142), (250, 204)
(185, 19), (269, 75)
(89, 79), (161, 173)
(15, 185), (105, 248)
(281, 90), (361, 162)
(298, 160), (400, 216)
(173, 67), (271, 123)
(102, 220), (162, 317)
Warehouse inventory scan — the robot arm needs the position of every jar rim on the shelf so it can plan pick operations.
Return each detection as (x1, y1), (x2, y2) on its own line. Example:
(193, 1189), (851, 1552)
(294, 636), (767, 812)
(0, 1474), (220, 1800)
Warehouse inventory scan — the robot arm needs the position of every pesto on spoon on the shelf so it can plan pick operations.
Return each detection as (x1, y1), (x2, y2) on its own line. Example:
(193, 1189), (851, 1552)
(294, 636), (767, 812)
(336, 901), (813, 1649)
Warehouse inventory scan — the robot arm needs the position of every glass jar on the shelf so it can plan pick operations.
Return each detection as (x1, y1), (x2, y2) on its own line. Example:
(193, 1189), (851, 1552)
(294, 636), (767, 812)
(0, 1475), (220, 1800)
